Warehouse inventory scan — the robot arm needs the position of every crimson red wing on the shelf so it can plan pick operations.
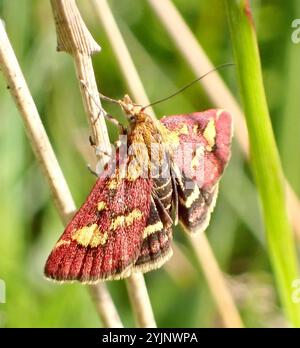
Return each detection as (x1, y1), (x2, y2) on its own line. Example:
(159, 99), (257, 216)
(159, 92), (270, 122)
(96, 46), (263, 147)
(45, 176), (152, 282)
(161, 109), (232, 233)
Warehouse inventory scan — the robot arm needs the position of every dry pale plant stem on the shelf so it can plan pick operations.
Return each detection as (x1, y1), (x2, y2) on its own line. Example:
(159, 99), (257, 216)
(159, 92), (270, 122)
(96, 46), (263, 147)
(50, 0), (156, 328)
(92, 0), (243, 328)
(147, 0), (300, 240)
(0, 19), (122, 328)
(50, 0), (110, 159)
(125, 273), (156, 328)
(88, 284), (123, 328)
(0, 23), (74, 224)
(91, 0), (155, 119)
(190, 233), (243, 328)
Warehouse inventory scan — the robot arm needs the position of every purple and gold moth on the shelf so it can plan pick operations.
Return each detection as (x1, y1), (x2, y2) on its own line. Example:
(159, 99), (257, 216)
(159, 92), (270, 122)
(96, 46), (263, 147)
(44, 95), (232, 282)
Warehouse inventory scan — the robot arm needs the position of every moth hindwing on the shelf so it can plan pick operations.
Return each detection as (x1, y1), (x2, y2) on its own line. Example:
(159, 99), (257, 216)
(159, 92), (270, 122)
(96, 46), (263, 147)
(161, 109), (232, 233)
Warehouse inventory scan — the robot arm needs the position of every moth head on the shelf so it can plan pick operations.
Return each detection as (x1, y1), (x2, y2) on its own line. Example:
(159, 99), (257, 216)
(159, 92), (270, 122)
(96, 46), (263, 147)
(119, 95), (146, 123)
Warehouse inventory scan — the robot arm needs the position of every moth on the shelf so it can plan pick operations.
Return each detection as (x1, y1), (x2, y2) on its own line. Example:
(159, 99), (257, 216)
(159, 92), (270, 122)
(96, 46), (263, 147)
(44, 95), (232, 282)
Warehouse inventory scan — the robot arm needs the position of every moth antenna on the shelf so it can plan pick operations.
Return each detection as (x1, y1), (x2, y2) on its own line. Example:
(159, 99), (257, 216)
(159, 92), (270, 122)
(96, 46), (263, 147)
(142, 63), (235, 110)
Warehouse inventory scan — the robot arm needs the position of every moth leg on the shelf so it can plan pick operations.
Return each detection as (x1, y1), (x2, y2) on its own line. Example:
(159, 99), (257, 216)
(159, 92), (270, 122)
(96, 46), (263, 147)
(80, 79), (126, 134)
(89, 137), (110, 157)
(92, 106), (126, 134)
(86, 164), (98, 177)
(88, 136), (111, 157)
(92, 107), (126, 134)
(103, 112), (126, 135)
(87, 137), (112, 176)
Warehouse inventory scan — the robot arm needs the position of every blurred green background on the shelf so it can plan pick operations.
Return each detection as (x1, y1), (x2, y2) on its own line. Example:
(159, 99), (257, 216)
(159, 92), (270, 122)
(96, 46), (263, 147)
(0, 0), (299, 328)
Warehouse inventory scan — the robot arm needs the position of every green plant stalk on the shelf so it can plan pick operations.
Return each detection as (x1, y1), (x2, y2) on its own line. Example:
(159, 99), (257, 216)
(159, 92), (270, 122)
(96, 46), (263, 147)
(225, 0), (300, 326)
